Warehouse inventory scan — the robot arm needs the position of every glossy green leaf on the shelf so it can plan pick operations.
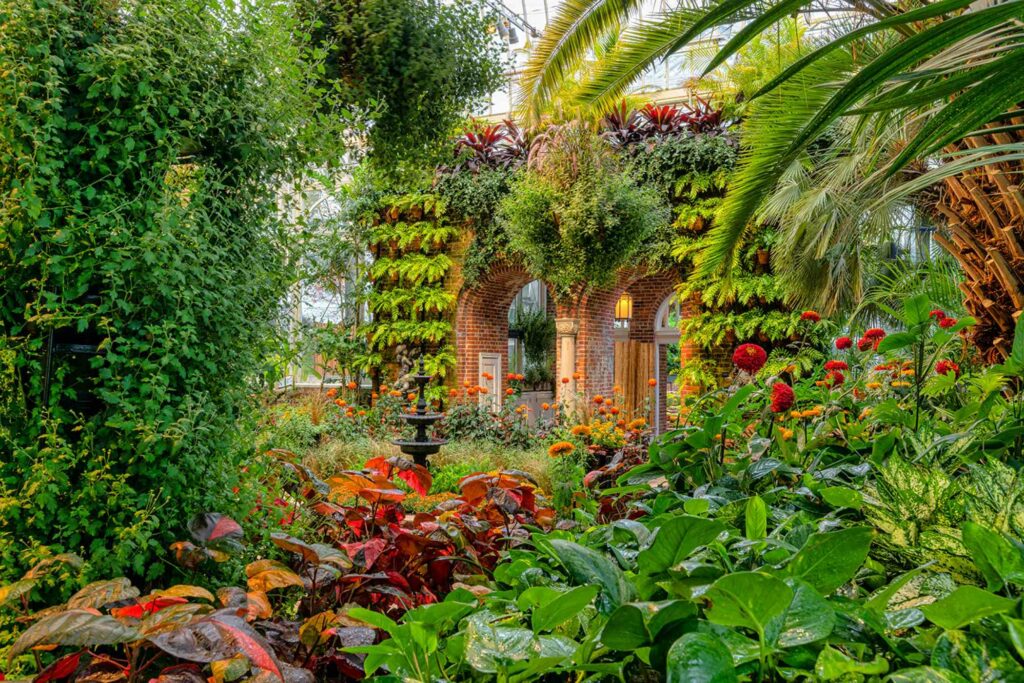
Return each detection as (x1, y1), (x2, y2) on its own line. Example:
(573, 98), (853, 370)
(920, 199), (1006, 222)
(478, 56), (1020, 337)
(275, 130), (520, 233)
(601, 604), (650, 650)
(786, 526), (872, 595)
(666, 632), (738, 683)
(745, 495), (767, 540)
(9, 609), (139, 658)
(637, 515), (727, 574)
(820, 486), (862, 510)
(961, 521), (1024, 591)
(704, 572), (793, 637)
(532, 584), (600, 633)
(920, 586), (1017, 630)
(550, 539), (633, 612)
(815, 645), (889, 680)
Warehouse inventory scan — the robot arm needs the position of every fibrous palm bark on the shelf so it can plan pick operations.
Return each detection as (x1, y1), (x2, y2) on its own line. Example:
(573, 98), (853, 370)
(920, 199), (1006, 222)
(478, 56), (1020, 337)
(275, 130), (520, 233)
(930, 122), (1024, 361)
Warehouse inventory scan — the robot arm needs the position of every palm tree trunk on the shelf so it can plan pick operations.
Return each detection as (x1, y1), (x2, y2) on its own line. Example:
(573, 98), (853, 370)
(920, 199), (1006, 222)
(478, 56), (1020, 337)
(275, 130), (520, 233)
(930, 125), (1024, 362)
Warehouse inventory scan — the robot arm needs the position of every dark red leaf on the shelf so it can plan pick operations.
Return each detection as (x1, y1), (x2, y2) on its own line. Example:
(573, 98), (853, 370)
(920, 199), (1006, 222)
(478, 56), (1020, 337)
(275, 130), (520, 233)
(33, 650), (83, 683)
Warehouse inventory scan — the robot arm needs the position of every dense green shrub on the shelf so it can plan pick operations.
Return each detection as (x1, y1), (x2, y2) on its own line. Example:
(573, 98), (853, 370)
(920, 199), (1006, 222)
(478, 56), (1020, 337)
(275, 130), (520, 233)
(501, 126), (668, 298)
(299, 0), (505, 178)
(0, 0), (338, 582)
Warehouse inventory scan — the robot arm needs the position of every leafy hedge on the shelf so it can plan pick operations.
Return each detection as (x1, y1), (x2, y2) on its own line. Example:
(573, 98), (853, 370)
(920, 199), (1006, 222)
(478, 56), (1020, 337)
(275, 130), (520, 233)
(0, 0), (336, 582)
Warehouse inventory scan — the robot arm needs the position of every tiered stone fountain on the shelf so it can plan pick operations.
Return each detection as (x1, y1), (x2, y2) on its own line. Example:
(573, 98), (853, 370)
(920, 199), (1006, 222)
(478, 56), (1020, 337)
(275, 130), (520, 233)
(392, 358), (447, 467)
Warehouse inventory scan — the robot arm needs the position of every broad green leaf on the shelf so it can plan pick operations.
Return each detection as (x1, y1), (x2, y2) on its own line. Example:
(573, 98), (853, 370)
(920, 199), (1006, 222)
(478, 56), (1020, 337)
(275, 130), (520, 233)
(820, 486), (862, 510)
(1007, 617), (1024, 661)
(666, 632), (738, 683)
(904, 294), (932, 328)
(601, 604), (650, 650)
(786, 526), (872, 595)
(876, 332), (919, 354)
(532, 585), (599, 633)
(704, 572), (793, 637)
(347, 607), (399, 635)
(745, 496), (767, 540)
(550, 540), (633, 612)
(961, 521), (1024, 591)
(920, 586), (1017, 630)
(815, 645), (889, 680)
(463, 620), (535, 674)
(773, 579), (835, 648)
(9, 609), (139, 658)
(637, 515), (727, 574)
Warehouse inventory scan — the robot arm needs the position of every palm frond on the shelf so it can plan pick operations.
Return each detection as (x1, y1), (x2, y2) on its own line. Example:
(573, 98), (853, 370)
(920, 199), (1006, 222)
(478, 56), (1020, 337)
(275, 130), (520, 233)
(696, 49), (854, 280)
(517, 0), (644, 123)
(572, 7), (703, 111)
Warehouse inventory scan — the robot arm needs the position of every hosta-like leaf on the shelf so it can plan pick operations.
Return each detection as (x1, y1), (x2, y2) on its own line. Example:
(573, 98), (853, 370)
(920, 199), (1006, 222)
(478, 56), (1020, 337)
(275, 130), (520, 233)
(704, 572), (793, 637)
(549, 539), (633, 612)
(637, 515), (726, 574)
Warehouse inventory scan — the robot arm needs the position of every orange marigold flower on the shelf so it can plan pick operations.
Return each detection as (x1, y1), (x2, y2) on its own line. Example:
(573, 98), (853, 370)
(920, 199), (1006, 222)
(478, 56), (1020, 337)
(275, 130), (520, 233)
(648, 378), (657, 387)
(613, 385), (623, 393)
(357, 410), (366, 416)
(541, 403), (551, 410)
(515, 374), (525, 381)
(448, 389), (460, 398)
(779, 427), (794, 441)
(572, 371), (583, 380)
(866, 382), (882, 389)
(598, 407), (607, 415)
(326, 388), (338, 398)
(371, 392), (379, 400)
(603, 398), (613, 406)
(548, 441), (575, 457)
(334, 399), (345, 407)
(407, 393), (417, 401)
(506, 373), (516, 381)
(611, 407), (620, 415)
(346, 381), (358, 390)
(482, 372), (494, 381)
(478, 386), (489, 394)
(592, 395), (605, 405)
(463, 381), (472, 388)
(561, 377), (570, 384)
(570, 425), (590, 436)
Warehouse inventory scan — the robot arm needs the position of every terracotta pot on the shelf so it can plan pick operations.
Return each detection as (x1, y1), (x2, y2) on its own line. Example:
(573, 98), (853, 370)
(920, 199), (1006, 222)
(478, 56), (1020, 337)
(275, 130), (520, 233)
(757, 248), (770, 265)
(409, 206), (423, 221)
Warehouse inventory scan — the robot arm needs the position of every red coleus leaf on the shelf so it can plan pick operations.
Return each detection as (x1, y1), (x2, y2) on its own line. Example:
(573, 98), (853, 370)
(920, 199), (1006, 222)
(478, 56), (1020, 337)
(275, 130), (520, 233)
(33, 650), (83, 683)
(110, 596), (188, 620)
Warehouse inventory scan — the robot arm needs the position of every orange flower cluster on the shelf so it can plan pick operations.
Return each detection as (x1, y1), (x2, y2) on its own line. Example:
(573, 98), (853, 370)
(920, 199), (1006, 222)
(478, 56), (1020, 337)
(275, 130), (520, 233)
(548, 441), (575, 457)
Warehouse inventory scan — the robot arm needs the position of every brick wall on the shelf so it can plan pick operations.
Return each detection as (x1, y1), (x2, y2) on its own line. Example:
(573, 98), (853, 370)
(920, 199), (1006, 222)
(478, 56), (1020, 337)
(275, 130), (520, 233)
(454, 260), (537, 389)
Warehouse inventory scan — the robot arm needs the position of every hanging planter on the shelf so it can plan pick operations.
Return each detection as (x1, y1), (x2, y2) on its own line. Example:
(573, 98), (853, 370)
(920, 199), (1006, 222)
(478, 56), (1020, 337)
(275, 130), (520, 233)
(756, 248), (770, 265)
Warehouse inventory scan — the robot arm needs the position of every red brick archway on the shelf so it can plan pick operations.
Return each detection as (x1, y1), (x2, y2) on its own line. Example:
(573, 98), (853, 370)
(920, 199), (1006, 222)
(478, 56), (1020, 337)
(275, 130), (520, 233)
(454, 261), (538, 389)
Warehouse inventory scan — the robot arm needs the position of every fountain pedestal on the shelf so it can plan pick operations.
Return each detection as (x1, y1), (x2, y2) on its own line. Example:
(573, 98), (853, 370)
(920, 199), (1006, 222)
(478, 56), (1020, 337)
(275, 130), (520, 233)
(392, 359), (446, 467)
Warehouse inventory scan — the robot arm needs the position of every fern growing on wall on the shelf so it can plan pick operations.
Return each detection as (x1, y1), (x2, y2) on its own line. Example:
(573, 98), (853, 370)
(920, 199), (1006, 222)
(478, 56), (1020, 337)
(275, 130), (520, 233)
(359, 194), (457, 381)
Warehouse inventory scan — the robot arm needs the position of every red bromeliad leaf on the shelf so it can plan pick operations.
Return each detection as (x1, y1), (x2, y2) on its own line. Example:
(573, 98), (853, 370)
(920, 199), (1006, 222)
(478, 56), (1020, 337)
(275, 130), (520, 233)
(9, 610), (139, 659)
(33, 649), (83, 683)
(110, 596), (188, 620)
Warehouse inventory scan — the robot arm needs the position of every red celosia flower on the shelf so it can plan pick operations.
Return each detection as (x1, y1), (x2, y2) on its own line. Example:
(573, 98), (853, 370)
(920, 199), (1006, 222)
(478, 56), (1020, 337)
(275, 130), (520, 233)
(939, 317), (957, 329)
(835, 336), (853, 350)
(733, 344), (768, 373)
(930, 309), (946, 320)
(936, 359), (961, 376)
(824, 360), (849, 371)
(801, 310), (821, 322)
(857, 337), (874, 352)
(864, 328), (886, 340)
(770, 382), (795, 413)
(824, 370), (845, 387)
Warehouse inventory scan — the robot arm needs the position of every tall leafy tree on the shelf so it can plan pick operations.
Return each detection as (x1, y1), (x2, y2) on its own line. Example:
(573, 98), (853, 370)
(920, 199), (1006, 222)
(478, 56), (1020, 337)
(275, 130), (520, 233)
(521, 0), (1024, 361)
